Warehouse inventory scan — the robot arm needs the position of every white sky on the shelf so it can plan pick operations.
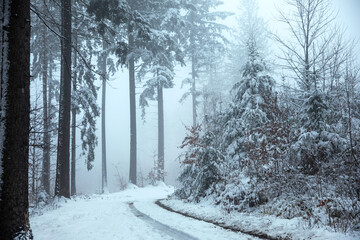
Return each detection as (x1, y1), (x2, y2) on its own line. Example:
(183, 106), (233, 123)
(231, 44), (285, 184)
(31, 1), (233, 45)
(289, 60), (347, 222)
(221, 0), (360, 34)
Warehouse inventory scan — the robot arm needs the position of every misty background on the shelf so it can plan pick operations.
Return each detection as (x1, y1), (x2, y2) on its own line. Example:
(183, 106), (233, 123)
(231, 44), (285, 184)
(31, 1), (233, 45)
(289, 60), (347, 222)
(39, 0), (360, 194)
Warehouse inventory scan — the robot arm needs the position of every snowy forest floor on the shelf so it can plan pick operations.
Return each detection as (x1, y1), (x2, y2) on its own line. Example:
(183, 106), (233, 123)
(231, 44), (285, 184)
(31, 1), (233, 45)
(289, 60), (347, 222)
(30, 184), (359, 240)
(30, 184), (256, 240)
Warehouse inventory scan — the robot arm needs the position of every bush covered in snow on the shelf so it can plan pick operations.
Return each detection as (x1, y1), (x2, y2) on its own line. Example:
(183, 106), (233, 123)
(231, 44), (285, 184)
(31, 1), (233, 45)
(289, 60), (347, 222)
(174, 12), (360, 232)
(175, 125), (224, 202)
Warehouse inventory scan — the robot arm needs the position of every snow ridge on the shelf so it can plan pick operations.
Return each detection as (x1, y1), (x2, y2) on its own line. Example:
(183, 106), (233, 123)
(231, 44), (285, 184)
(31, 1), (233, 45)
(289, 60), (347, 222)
(161, 199), (360, 240)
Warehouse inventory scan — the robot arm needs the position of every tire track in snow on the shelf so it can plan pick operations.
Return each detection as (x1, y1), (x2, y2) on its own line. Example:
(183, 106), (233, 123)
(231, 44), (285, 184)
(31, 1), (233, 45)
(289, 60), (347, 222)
(128, 202), (199, 240)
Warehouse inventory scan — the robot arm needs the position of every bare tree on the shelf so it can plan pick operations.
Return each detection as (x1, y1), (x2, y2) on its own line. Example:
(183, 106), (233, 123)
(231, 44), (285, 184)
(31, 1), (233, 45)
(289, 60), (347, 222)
(275, 0), (337, 91)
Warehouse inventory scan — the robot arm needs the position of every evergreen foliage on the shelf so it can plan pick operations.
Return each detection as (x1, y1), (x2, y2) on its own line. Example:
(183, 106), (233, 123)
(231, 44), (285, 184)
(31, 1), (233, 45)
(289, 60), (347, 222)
(175, 0), (360, 232)
(176, 125), (224, 202)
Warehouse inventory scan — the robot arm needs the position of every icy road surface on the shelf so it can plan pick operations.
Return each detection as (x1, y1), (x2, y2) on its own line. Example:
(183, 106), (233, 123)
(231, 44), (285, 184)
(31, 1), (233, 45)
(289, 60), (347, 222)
(30, 183), (258, 240)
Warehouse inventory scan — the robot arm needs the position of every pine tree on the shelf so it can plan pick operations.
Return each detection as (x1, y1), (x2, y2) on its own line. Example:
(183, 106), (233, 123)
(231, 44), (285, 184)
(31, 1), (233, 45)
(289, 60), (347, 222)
(88, 0), (178, 184)
(55, 0), (72, 198)
(180, 0), (230, 127)
(219, 36), (276, 210)
(71, 0), (101, 195)
(224, 39), (275, 172)
(138, 0), (184, 181)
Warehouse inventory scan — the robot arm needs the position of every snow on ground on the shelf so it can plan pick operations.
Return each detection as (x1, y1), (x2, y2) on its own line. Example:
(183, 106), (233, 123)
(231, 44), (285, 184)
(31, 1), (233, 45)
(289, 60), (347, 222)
(31, 184), (175, 240)
(31, 182), (359, 240)
(161, 198), (360, 240)
(30, 183), (256, 240)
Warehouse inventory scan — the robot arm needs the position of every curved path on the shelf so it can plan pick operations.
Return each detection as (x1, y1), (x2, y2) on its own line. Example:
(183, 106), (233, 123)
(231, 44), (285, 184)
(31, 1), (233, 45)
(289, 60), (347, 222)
(31, 185), (258, 240)
(155, 200), (276, 240)
(128, 202), (199, 240)
(133, 200), (259, 240)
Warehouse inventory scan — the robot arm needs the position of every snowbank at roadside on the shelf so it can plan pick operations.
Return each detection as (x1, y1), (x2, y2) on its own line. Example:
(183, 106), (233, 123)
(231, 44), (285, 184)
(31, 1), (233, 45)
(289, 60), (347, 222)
(161, 198), (360, 240)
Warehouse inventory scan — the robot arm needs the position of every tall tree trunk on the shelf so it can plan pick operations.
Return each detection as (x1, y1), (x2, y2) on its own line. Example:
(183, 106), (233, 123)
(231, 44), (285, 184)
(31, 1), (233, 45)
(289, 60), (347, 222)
(55, 0), (72, 198)
(191, 55), (197, 127)
(0, 0), (32, 238)
(48, 53), (54, 148)
(190, 12), (197, 127)
(157, 82), (164, 181)
(31, 134), (36, 204)
(128, 24), (137, 184)
(101, 37), (108, 192)
(42, 22), (50, 195)
(71, 18), (78, 196)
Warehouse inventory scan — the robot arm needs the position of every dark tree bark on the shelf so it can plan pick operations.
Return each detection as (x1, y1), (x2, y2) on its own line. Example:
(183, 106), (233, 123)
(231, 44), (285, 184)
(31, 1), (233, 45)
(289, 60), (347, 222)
(55, 0), (72, 198)
(71, 19), (77, 196)
(42, 22), (50, 195)
(128, 23), (137, 185)
(157, 82), (164, 180)
(0, 0), (32, 238)
(101, 37), (108, 192)
(71, 83), (76, 196)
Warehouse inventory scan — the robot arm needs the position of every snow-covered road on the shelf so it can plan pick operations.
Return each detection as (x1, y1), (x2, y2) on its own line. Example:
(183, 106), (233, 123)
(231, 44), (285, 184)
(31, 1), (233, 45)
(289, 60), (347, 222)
(128, 202), (199, 240)
(30, 184), (258, 240)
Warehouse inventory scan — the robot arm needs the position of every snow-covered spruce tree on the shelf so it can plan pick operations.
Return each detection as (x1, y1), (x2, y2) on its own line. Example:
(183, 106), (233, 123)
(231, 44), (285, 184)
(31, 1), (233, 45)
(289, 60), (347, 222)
(175, 125), (224, 202)
(221, 0), (273, 176)
(224, 39), (274, 171)
(219, 38), (276, 210)
(289, 89), (346, 175)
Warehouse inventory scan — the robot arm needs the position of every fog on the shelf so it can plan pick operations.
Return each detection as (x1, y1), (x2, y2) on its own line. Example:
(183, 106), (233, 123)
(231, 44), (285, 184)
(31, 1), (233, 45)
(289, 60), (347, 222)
(76, 65), (193, 194)
(71, 0), (360, 194)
